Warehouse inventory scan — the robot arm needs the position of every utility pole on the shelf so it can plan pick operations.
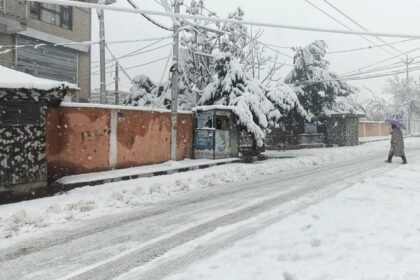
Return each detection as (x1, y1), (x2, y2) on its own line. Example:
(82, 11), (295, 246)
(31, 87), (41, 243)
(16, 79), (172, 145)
(98, 8), (107, 104)
(170, 1), (180, 161)
(114, 63), (119, 105)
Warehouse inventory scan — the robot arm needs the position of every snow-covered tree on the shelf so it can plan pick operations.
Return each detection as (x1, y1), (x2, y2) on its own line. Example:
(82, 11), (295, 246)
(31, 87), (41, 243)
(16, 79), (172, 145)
(180, 3), (280, 91)
(198, 53), (310, 146)
(383, 75), (420, 120)
(266, 82), (312, 126)
(124, 74), (196, 110)
(124, 75), (157, 107)
(285, 40), (357, 121)
(362, 96), (392, 121)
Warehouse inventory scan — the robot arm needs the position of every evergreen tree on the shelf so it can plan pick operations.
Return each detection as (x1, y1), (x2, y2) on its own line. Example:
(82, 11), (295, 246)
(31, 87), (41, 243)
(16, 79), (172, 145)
(124, 75), (157, 107)
(285, 40), (356, 121)
(199, 53), (310, 146)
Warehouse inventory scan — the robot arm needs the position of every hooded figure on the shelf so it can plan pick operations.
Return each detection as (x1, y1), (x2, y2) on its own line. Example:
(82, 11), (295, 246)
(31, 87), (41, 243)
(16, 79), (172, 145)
(385, 124), (407, 164)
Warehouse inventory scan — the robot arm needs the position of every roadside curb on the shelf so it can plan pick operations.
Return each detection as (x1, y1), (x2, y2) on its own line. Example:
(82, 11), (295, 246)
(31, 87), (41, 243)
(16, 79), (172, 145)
(51, 158), (243, 193)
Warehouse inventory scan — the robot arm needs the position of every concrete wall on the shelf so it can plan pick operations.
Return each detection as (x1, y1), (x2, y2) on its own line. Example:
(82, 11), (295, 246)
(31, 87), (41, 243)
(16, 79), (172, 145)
(359, 121), (390, 138)
(46, 104), (194, 181)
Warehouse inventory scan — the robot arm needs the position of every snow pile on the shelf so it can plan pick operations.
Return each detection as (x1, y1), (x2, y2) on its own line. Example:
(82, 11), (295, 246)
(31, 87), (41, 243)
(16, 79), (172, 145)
(163, 159), (420, 280)
(1, 139), (418, 247)
(0, 65), (77, 91)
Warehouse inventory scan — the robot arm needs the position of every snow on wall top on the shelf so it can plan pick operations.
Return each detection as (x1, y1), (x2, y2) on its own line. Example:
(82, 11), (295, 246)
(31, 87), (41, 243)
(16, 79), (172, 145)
(193, 105), (235, 112)
(0, 65), (78, 91)
(60, 102), (193, 114)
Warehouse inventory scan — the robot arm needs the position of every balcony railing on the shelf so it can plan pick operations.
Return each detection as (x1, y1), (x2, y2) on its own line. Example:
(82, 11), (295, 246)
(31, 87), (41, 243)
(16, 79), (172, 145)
(0, 0), (27, 33)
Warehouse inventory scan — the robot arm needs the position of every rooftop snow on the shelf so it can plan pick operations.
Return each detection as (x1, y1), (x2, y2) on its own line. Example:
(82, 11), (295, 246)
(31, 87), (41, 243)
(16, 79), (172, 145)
(0, 65), (78, 91)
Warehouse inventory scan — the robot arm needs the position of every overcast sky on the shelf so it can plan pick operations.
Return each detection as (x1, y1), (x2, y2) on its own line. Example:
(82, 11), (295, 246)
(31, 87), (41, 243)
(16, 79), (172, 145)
(91, 0), (420, 102)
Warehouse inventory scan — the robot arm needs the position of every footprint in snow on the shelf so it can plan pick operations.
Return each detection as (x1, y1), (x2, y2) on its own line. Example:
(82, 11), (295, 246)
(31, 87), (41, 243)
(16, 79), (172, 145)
(311, 239), (322, 247)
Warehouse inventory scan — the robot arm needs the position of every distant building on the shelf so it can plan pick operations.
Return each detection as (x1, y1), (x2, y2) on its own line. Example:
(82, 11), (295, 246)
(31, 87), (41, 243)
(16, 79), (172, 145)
(0, 0), (93, 100)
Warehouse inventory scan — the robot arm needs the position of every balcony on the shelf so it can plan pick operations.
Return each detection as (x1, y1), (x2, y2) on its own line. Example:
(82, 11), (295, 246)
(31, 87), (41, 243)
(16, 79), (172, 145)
(0, 0), (27, 34)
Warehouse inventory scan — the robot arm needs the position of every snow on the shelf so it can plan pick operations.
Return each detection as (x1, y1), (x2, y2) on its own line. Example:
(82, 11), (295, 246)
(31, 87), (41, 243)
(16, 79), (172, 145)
(1, 138), (419, 249)
(60, 102), (193, 114)
(198, 53), (309, 146)
(56, 158), (239, 185)
(0, 65), (78, 91)
(162, 156), (420, 280)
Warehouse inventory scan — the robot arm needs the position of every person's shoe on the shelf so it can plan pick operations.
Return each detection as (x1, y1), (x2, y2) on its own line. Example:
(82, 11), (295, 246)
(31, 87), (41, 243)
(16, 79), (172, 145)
(402, 161), (407, 164)
(385, 160), (392, 163)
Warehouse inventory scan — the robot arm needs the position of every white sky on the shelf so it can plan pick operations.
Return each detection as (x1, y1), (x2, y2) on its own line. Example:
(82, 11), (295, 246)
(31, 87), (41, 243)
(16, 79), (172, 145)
(91, 0), (420, 102)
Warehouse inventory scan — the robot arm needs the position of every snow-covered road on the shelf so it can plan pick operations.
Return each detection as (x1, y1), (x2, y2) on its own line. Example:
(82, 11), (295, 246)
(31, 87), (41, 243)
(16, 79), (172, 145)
(1, 139), (420, 280)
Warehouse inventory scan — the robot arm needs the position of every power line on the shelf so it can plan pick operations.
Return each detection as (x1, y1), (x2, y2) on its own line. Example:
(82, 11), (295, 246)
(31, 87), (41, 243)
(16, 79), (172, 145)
(91, 36), (172, 74)
(126, 0), (173, 31)
(327, 38), (416, 54)
(105, 44), (133, 82)
(160, 45), (173, 83)
(321, 0), (406, 57)
(91, 42), (172, 67)
(26, 0), (420, 40)
(0, 36), (173, 55)
(304, 0), (397, 57)
(298, 64), (420, 86)
(339, 45), (420, 77)
(340, 61), (420, 79)
(93, 55), (172, 75)
(181, 2), (293, 60)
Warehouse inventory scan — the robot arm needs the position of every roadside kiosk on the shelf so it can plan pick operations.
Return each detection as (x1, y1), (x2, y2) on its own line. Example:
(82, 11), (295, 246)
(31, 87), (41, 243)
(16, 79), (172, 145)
(193, 106), (239, 159)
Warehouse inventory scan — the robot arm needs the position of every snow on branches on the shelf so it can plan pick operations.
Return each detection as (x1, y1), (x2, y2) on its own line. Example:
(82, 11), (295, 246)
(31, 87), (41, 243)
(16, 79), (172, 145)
(198, 53), (310, 146)
(124, 74), (196, 110)
(285, 40), (357, 120)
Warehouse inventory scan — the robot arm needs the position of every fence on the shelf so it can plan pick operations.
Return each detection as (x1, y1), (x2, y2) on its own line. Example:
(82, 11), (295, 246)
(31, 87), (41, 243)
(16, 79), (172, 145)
(46, 103), (194, 181)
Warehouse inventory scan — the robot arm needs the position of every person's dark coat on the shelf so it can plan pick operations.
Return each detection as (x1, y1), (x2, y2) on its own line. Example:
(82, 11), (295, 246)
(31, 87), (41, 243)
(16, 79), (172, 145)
(390, 126), (405, 156)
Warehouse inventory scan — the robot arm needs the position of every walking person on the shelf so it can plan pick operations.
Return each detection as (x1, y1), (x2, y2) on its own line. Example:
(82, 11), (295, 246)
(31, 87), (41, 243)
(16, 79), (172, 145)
(385, 124), (407, 164)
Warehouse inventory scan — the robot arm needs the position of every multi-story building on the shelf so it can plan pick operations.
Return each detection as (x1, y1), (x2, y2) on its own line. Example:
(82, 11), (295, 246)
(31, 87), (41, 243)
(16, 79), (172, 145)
(0, 0), (93, 100)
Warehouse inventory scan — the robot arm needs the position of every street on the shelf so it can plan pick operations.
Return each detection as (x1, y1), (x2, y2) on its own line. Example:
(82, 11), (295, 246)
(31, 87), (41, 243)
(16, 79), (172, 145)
(2, 140), (419, 280)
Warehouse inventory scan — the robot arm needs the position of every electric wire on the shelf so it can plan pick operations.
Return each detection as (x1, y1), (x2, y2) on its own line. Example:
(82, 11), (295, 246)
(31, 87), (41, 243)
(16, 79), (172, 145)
(93, 55), (172, 75)
(25, 0), (420, 40)
(126, 0), (173, 31)
(304, 0), (397, 57)
(321, 0), (406, 57)
(327, 38), (416, 54)
(339, 45), (420, 77)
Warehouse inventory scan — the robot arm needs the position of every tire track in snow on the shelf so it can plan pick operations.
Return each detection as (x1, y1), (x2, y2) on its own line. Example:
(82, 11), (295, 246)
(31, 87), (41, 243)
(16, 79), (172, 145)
(55, 154), (401, 280)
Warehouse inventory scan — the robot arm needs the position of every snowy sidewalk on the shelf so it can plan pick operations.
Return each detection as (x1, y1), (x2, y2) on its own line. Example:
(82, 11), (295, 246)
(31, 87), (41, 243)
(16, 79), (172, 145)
(55, 158), (242, 190)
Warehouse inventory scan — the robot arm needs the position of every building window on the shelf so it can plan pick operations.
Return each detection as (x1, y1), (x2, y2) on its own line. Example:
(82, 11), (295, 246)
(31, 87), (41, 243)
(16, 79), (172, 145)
(30, 3), (73, 30)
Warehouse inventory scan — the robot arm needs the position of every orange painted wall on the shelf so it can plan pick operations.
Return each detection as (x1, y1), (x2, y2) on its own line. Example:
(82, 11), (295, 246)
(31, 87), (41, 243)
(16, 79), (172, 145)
(46, 105), (194, 181)
(46, 107), (111, 181)
(358, 121), (390, 138)
(116, 110), (171, 168)
(116, 110), (194, 168)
